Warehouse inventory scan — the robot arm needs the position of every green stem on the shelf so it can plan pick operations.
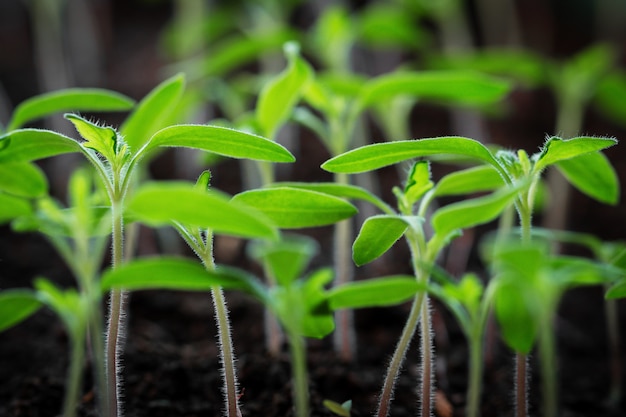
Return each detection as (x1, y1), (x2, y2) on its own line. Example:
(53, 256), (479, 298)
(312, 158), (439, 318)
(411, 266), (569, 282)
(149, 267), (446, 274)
(288, 332), (309, 417)
(604, 289), (622, 407)
(466, 326), (484, 417)
(419, 296), (434, 417)
(333, 171), (355, 361)
(62, 334), (86, 417)
(89, 300), (110, 417)
(538, 316), (557, 417)
(105, 198), (125, 417)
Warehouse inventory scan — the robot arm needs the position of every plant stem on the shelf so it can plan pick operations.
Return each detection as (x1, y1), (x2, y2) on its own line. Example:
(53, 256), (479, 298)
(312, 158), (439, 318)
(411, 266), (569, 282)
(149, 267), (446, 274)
(466, 326), (484, 417)
(419, 296), (434, 417)
(89, 301), (111, 417)
(105, 199), (125, 417)
(287, 331), (309, 417)
(538, 316), (557, 417)
(333, 172), (355, 361)
(515, 353), (528, 417)
(211, 286), (241, 417)
(62, 333), (86, 417)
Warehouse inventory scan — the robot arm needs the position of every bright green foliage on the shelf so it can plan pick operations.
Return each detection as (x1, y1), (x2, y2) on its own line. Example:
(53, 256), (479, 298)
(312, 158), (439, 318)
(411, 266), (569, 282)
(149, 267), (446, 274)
(433, 165), (504, 197)
(34, 279), (89, 336)
(556, 152), (619, 204)
(0, 290), (42, 331)
(256, 42), (312, 139)
(0, 129), (81, 162)
(248, 234), (318, 286)
(321, 137), (498, 174)
(352, 215), (412, 266)
(101, 257), (265, 297)
(66, 114), (126, 166)
(328, 276), (422, 310)
(533, 136), (617, 173)
(0, 194), (33, 223)
(0, 162), (47, 198)
(6, 89), (135, 132)
(231, 187), (357, 228)
(120, 73), (186, 151)
(143, 124), (295, 162)
(126, 182), (277, 239)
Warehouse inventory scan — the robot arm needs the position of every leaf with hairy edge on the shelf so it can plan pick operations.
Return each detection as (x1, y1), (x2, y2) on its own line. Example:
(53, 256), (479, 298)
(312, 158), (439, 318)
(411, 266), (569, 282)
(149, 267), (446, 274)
(101, 257), (266, 299)
(120, 73), (185, 151)
(7, 89), (134, 132)
(65, 114), (119, 162)
(0, 290), (42, 332)
(231, 187), (357, 229)
(143, 125), (295, 163)
(126, 182), (277, 239)
(0, 162), (47, 197)
(328, 276), (422, 310)
(533, 136), (617, 173)
(358, 71), (511, 109)
(556, 152), (619, 205)
(0, 129), (81, 163)
(432, 183), (524, 239)
(271, 182), (394, 214)
(353, 215), (411, 266)
(321, 137), (499, 174)
(256, 42), (312, 139)
(434, 165), (504, 197)
(0, 193), (32, 223)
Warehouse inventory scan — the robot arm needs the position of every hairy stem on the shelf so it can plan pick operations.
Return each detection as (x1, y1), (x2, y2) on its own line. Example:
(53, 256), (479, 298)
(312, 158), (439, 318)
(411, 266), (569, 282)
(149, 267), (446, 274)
(89, 301), (110, 417)
(211, 286), (242, 417)
(419, 297), (434, 417)
(515, 352), (528, 417)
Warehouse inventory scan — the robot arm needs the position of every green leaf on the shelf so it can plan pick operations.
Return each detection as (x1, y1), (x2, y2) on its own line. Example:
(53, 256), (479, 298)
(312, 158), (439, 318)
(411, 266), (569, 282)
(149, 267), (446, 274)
(0, 193), (32, 223)
(0, 290), (42, 332)
(300, 268), (335, 338)
(231, 187), (357, 229)
(606, 280), (626, 300)
(65, 114), (119, 161)
(494, 280), (537, 354)
(0, 162), (47, 197)
(432, 182), (524, 239)
(359, 71), (511, 109)
(0, 129), (81, 163)
(533, 136), (617, 173)
(328, 276), (422, 310)
(556, 152), (619, 205)
(352, 215), (410, 266)
(7, 88), (134, 131)
(101, 257), (265, 298)
(143, 124), (295, 163)
(256, 42), (312, 139)
(248, 235), (318, 286)
(271, 182), (394, 214)
(434, 165), (504, 197)
(126, 182), (277, 239)
(595, 72), (626, 127)
(120, 73), (186, 151)
(323, 399), (352, 417)
(321, 137), (499, 174)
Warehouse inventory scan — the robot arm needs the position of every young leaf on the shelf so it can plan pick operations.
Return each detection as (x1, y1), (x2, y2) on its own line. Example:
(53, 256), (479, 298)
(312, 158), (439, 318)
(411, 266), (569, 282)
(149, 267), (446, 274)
(271, 181), (394, 214)
(256, 42), (312, 139)
(321, 137), (499, 174)
(328, 276), (422, 310)
(7, 88), (135, 132)
(0, 129), (81, 163)
(431, 182), (524, 239)
(555, 152), (619, 205)
(533, 136), (617, 173)
(101, 257), (266, 299)
(231, 187), (357, 229)
(126, 182), (277, 239)
(143, 124), (295, 162)
(0, 193), (32, 223)
(248, 234), (318, 286)
(0, 162), (47, 198)
(0, 290), (42, 332)
(434, 165), (504, 197)
(120, 73), (185, 151)
(494, 280), (537, 354)
(300, 268), (335, 339)
(358, 71), (511, 109)
(65, 114), (119, 162)
(352, 215), (411, 266)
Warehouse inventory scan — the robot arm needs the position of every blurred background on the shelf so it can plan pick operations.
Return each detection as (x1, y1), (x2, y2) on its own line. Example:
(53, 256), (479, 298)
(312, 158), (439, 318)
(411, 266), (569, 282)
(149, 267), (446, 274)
(0, 0), (625, 239)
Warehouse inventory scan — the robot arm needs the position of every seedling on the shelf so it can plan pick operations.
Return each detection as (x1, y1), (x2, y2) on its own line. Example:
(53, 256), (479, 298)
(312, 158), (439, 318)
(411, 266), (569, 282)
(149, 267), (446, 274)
(0, 73), (296, 417)
(322, 134), (618, 416)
